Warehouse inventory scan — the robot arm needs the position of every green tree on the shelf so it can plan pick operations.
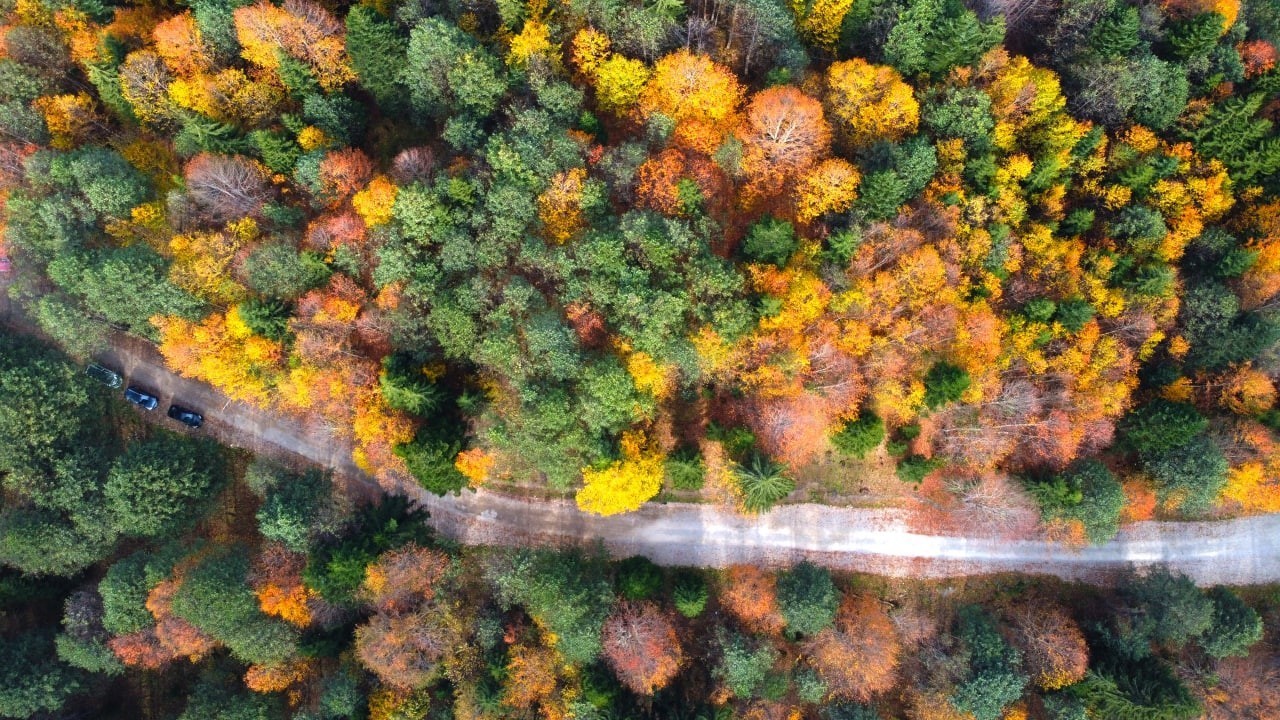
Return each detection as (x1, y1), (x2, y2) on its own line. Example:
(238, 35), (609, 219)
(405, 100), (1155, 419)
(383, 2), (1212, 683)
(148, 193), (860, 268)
(743, 216), (798, 267)
(615, 555), (663, 601)
(951, 606), (1028, 720)
(246, 461), (337, 552)
(924, 361), (970, 409)
(884, 0), (1004, 76)
(715, 630), (777, 699)
(1031, 459), (1126, 543)
(346, 6), (408, 112)
(736, 453), (796, 512)
(776, 561), (838, 637)
(242, 243), (331, 300)
(403, 17), (508, 122)
(1199, 587), (1263, 658)
(104, 436), (224, 538)
(171, 549), (300, 666)
(487, 548), (615, 666)
(0, 631), (81, 719)
(1121, 569), (1214, 647)
(672, 571), (708, 618)
(1118, 400), (1208, 456)
(1144, 435), (1228, 515)
(831, 410), (885, 458)
(99, 551), (155, 636)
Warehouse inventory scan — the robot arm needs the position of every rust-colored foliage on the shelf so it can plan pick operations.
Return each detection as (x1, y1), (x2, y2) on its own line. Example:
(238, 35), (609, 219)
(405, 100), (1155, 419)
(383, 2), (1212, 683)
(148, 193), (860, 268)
(503, 642), (562, 712)
(318, 148), (375, 207)
(738, 86), (831, 185)
(1207, 640), (1280, 719)
(1007, 602), (1088, 690)
(152, 11), (212, 76)
(362, 544), (451, 615)
(601, 601), (684, 695)
(233, 0), (354, 91)
(720, 565), (785, 635)
(355, 609), (453, 691)
(109, 630), (172, 669)
(804, 595), (901, 702)
(635, 148), (732, 220)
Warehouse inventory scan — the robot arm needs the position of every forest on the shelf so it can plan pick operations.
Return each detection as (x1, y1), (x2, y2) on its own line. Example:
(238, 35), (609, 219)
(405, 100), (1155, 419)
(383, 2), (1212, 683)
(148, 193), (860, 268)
(3, 0), (1280, 714)
(0, 0), (1279, 524)
(0, 332), (1276, 720)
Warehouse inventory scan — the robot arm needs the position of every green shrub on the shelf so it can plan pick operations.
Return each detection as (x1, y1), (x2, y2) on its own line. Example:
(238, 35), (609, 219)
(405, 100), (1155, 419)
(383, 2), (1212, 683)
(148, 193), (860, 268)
(831, 411), (885, 458)
(736, 454), (795, 512)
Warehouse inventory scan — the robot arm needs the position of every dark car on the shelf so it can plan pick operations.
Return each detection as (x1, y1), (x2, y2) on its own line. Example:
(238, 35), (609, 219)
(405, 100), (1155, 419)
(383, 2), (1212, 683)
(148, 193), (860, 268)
(85, 363), (122, 389)
(124, 386), (160, 411)
(167, 404), (203, 429)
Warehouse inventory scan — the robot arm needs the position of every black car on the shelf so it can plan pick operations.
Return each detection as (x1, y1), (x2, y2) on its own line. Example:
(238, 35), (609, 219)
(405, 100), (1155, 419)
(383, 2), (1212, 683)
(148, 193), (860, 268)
(85, 363), (122, 389)
(167, 404), (203, 429)
(124, 386), (159, 410)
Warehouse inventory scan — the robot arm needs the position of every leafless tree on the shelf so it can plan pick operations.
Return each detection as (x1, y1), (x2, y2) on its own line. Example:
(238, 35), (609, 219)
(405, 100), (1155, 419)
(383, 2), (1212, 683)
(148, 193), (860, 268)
(184, 153), (272, 223)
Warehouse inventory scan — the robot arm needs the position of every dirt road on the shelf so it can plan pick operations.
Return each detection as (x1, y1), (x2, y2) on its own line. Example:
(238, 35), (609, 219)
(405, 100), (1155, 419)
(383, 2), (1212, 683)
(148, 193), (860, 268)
(3, 290), (1278, 586)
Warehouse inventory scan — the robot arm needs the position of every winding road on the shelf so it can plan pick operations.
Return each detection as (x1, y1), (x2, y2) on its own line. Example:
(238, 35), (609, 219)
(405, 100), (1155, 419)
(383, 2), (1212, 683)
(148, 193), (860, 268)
(3, 288), (1278, 586)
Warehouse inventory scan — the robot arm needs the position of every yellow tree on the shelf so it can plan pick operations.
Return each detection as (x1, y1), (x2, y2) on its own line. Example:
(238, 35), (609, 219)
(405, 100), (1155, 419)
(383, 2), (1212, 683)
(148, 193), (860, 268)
(639, 50), (745, 153)
(824, 58), (919, 149)
(576, 432), (665, 515)
(233, 0), (354, 91)
(537, 168), (588, 244)
(794, 158), (860, 223)
(593, 54), (651, 117)
(790, 0), (856, 50)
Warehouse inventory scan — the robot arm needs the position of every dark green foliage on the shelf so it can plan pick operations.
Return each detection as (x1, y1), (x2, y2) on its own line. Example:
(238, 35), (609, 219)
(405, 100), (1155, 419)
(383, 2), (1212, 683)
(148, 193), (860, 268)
(743, 216), (798, 266)
(1181, 93), (1280, 185)
(0, 631), (81, 719)
(179, 667), (285, 720)
(825, 704), (883, 720)
(1090, 5), (1142, 59)
(707, 423), (758, 459)
(1074, 629), (1201, 720)
(884, 0), (1004, 76)
(665, 447), (706, 491)
(831, 410), (885, 458)
(615, 555), (663, 600)
(31, 294), (109, 359)
(776, 561), (838, 637)
(487, 548), (614, 665)
(104, 436), (223, 538)
(896, 454), (942, 483)
(1119, 400), (1208, 456)
(99, 552), (155, 635)
(171, 549), (300, 666)
(301, 93), (365, 145)
(396, 424), (468, 496)
(1121, 569), (1214, 647)
(56, 590), (122, 676)
(715, 630), (777, 699)
(857, 138), (939, 217)
(249, 462), (336, 552)
(735, 453), (796, 512)
(380, 353), (446, 417)
(672, 571), (708, 618)
(951, 606), (1028, 720)
(1199, 587), (1263, 658)
(51, 147), (151, 219)
(304, 495), (430, 605)
(249, 130), (301, 174)
(46, 245), (205, 334)
(1166, 13), (1226, 59)
(1056, 298), (1096, 331)
(1043, 693), (1089, 720)
(243, 243), (332, 300)
(1033, 460), (1125, 543)
(1179, 279), (1280, 370)
(1143, 434), (1227, 515)
(237, 297), (292, 341)
(403, 17), (507, 122)
(923, 361), (971, 409)
(346, 6), (408, 112)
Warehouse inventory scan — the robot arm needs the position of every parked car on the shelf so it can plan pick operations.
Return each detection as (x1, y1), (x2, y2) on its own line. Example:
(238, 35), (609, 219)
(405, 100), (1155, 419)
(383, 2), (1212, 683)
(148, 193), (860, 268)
(124, 386), (159, 410)
(85, 363), (122, 389)
(167, 404), (203, 429)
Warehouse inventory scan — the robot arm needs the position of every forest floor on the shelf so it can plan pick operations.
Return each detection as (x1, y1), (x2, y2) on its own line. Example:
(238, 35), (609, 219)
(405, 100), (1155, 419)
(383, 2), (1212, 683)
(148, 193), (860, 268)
(3, 281), (1279, 587)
